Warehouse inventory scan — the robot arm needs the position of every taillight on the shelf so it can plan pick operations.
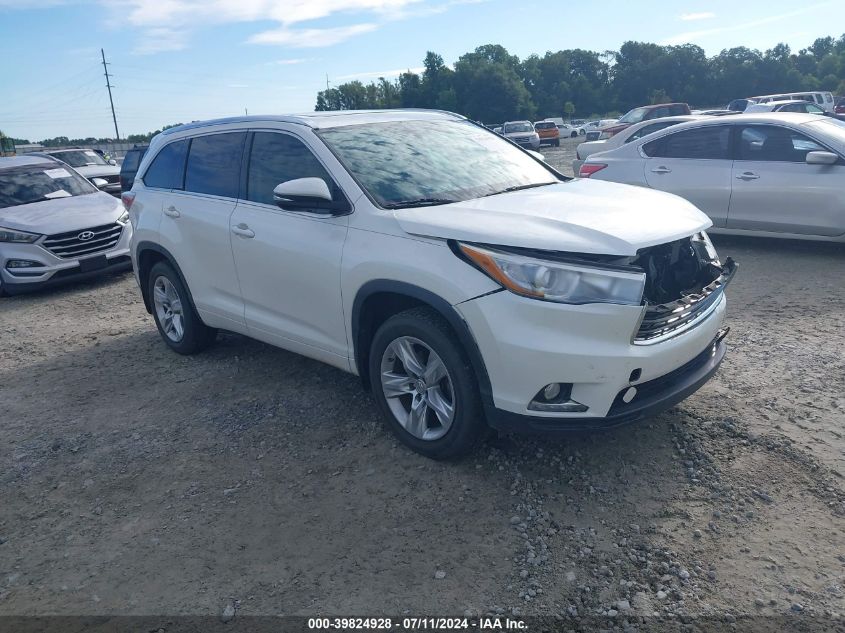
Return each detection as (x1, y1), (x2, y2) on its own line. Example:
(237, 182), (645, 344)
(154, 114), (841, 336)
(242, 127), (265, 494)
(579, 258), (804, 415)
(121, 192), (136, 212)
(579, 163), (607, 178)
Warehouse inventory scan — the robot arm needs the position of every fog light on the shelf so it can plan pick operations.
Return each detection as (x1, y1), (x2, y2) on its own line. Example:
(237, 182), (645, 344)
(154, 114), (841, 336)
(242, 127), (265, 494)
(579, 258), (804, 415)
(542, 383), (561, 400)
(6, 259), (43, 269)
(529, 382), (589, 413)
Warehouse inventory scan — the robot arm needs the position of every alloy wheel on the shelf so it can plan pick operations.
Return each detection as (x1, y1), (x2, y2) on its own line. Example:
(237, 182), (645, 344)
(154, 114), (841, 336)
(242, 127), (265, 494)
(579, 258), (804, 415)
(379, 336), (455, 441)
(153, 276), (185, 342)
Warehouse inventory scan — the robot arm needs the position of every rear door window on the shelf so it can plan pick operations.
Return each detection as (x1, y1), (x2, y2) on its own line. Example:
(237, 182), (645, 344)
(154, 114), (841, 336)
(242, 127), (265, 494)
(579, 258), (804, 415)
(643, 126), (731, 160)
(245, 131), (335, 206)
(737, 125), (827, 162)
(143, 140), (188, 190)
(184, 132), (246, 198)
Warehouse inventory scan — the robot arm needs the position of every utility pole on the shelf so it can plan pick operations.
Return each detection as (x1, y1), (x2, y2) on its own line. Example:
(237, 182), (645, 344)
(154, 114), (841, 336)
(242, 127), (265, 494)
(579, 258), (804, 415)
(326, 74), (330, 91)
(101, 48), (120, 140)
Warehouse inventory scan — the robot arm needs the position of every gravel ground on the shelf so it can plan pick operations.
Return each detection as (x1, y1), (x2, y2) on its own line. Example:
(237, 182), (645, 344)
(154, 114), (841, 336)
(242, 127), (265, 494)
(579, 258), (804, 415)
(1, 166), (844, 627)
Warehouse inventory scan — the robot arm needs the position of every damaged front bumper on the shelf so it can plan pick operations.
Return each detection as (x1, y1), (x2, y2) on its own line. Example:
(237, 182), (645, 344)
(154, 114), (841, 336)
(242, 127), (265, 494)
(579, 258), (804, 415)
(486, 327), (731, 434)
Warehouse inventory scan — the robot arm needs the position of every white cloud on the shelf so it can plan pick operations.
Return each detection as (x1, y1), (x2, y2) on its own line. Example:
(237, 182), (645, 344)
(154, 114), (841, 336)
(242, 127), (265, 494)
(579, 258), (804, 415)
(679, 12), (715, 21)
(336, 66), (424, 79)
(662, 1), (835, 45)
(132, 27), (189, 54)
(249, 23), (378, 47)
(97, 0), (431, 53)
(269, 58), (313, 65)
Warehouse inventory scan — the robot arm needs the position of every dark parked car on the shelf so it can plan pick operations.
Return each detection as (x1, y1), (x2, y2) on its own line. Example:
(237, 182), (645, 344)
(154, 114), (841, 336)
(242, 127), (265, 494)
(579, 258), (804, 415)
(119, 144), (148, 192)
(835, 96), (845, 117)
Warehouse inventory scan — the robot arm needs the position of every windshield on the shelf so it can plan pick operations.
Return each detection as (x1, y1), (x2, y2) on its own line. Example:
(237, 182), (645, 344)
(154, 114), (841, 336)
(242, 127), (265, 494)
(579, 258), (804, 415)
(503, 122), (533, 133)
(318, 119), (559, 208)
(0, 162), (97, 208)
(807, 118), (845, 145)
(50, 149), (109, 168)
(618, 107), (650, 124)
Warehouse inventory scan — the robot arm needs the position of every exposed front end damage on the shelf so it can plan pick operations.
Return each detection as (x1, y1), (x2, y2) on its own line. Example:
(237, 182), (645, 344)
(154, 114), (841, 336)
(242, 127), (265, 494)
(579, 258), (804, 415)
(631, 233), (737, 344)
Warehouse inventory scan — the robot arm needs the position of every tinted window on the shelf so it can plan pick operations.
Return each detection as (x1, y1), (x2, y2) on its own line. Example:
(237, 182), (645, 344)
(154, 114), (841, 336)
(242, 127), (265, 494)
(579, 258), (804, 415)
(534, 122), (556, 129)
(184, 132), (246, 198)
(246, 132), (334, 205)
(643, 126), (731, 160)
(143, 140), (188, 189)
(737, 125), (826, 162)
(0, 163), (98, 208)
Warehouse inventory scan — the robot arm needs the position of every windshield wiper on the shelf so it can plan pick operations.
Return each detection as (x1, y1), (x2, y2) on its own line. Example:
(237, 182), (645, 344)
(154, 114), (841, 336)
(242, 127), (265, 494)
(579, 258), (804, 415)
(483, 182), (557, 197)
(382, 198), (458, 209)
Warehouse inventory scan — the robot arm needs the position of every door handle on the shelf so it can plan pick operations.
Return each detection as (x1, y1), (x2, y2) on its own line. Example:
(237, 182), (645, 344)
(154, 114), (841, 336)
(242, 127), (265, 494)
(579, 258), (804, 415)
(651, 166), (672, 174)
(736, 172), (760, 181)
(164, 205), (180, 218)
(231, 224), (255, 239)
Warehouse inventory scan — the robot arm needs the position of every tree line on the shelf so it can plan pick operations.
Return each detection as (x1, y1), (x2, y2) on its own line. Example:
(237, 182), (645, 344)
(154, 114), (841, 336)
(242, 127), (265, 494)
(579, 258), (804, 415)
(315, 36), (845, 123)
(5, 123), (185, 147)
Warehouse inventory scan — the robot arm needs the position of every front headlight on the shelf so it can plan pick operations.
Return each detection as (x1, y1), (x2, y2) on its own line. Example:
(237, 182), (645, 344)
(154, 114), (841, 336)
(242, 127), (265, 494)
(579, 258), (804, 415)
(0, 227), (40, 243)
(117, 210), (130, 225)
(459, 243), (645, 306)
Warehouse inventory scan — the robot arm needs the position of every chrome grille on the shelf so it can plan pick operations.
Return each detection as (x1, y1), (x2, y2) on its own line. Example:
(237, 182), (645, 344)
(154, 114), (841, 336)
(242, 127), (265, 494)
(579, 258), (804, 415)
(635, 259), (737, 343)
(42, 223), (124, 259)
(586, 131), (602, 141)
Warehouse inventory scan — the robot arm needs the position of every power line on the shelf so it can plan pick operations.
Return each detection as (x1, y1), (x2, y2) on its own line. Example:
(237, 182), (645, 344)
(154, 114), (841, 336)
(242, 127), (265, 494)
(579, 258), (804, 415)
(101, 48), (120, 140)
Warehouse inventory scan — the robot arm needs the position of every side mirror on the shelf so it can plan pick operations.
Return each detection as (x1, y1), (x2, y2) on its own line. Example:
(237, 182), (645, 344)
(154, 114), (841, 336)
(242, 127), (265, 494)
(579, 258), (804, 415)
(91, 177), (109, 189)
(108, 159), (117, 166)
(273, 177), (336, 213)
(805, 151), (838, 165)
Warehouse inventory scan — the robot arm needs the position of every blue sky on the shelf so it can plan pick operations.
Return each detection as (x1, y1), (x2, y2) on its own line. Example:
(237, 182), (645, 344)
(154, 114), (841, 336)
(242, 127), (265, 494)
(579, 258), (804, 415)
(1, 0), (842, 141)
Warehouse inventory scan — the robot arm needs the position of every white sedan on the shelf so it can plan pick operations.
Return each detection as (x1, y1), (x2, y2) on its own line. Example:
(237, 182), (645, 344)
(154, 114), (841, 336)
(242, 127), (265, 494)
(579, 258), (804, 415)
(573, 115), (702, 174)
(575, 119), (617, 136)
(578, 113), (845, 241)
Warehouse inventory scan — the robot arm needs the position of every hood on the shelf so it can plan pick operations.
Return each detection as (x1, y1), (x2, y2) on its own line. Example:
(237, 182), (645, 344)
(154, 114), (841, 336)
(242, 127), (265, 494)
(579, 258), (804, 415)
(393, 180), (711, 256)
(72, 165), (120, 178)
(0, 191), (123, 235)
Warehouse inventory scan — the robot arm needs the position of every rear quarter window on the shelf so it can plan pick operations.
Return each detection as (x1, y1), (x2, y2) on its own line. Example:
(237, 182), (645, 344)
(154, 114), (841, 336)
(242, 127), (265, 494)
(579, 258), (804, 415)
(143, 140), (188, 190)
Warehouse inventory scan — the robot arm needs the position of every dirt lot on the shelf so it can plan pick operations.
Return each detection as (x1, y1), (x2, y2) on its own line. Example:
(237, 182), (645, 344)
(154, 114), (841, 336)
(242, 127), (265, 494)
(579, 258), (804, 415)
(1, 179), (844, 626)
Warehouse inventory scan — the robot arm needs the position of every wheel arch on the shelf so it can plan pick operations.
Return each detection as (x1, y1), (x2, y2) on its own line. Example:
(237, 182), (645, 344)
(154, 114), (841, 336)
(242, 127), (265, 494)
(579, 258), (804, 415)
(351, 280), (493, 402)
(135, 241), (200, 317)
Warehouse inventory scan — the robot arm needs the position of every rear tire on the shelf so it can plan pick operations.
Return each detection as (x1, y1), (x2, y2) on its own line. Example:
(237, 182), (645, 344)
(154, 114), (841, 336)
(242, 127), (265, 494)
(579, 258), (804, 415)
(571, 131), (578, 138)
(369, 307), (485, 459)
(554, 139), (560, 147)
(148, 261), (216, 355)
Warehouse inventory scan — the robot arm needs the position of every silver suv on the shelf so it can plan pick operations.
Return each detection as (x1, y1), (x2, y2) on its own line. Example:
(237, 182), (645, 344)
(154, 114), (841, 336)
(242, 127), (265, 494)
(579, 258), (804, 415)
(501, 121), (540, 149)
(0, 156), (132, 295)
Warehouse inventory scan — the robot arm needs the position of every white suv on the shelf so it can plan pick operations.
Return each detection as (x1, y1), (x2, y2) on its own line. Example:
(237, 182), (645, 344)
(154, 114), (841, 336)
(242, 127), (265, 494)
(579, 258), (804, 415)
(127, 110), (735, 459)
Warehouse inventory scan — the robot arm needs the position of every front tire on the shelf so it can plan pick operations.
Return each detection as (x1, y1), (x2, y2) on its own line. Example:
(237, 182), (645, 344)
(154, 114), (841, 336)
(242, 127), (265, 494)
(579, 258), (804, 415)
(369, 307), (485, 459)
(148, 261), (216, 355)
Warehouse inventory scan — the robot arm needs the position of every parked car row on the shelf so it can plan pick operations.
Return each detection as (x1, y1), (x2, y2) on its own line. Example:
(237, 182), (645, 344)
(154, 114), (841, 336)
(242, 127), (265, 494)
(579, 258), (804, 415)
(727, 91), (837, 113)
(7, 106), (841, 461)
